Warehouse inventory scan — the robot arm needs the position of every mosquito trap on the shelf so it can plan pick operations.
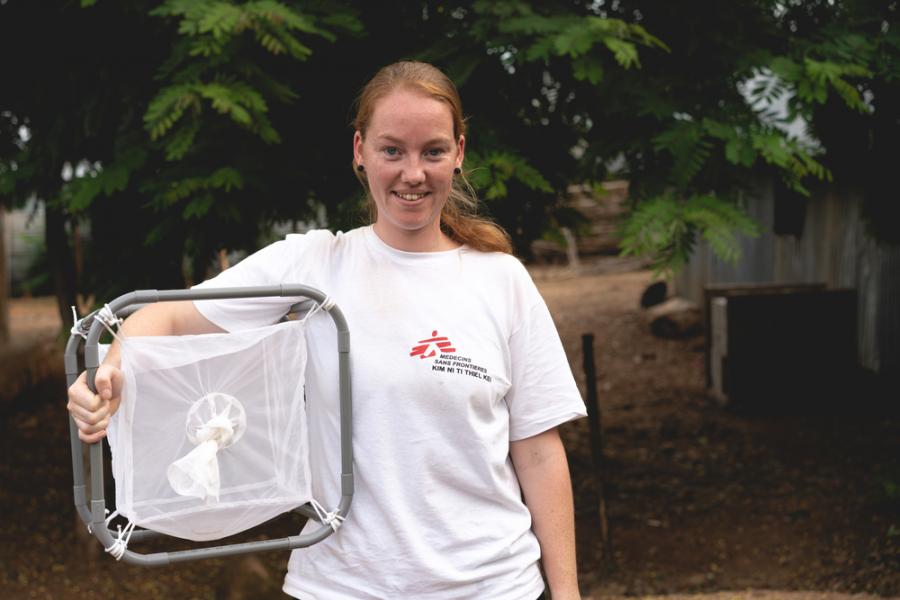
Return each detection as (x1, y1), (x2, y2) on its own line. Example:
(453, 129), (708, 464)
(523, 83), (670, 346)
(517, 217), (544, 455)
(65, 285), (353, 566)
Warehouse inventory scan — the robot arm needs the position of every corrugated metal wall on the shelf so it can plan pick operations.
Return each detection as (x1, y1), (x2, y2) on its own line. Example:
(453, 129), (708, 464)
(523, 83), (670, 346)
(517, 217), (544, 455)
(675, 182), (899, 374)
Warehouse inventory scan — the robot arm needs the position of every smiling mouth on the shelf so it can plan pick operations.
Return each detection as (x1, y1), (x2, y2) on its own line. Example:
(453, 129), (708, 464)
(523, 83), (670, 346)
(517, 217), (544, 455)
(393, 191), (429, 201)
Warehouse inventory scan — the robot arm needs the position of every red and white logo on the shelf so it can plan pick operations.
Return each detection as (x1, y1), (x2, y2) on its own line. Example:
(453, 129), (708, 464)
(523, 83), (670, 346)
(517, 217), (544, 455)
(410, 330), (456, 359)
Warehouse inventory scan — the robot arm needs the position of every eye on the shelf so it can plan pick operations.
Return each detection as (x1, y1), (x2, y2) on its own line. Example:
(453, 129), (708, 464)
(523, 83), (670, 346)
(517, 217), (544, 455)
(425, 148), (447, 159)
(382, 146), (400, 157)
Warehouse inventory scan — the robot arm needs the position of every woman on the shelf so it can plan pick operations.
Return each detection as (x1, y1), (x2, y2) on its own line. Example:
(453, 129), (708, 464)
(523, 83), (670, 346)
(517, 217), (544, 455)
(68, 61), (586, 600)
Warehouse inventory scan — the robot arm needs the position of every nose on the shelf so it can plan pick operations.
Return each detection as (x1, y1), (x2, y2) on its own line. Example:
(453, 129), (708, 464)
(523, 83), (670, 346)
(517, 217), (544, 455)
(400, 156), (425, 186)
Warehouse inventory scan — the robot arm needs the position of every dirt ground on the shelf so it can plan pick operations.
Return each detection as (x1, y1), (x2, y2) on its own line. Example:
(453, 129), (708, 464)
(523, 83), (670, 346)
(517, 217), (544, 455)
(0, 265), (897, 599)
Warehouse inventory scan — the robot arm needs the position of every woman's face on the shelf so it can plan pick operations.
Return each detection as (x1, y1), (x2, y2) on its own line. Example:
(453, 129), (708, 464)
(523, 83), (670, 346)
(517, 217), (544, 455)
(354, 87), (464, 250)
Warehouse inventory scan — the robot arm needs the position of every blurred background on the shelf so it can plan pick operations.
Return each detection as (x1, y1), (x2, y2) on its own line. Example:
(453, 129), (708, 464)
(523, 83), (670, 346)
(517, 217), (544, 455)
(0, 0), (897, 598)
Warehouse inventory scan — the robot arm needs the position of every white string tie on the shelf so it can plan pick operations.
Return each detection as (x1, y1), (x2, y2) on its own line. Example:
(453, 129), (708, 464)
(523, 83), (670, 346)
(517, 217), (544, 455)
(320, 295), (335, 311)
(104, 520), (136, 561)
(104, 509), (120, 526)
(95, 304), (124, 343)
(309, 499), (344, 532)
(299, 296), (335, 323)
(70, 306), (87, 340)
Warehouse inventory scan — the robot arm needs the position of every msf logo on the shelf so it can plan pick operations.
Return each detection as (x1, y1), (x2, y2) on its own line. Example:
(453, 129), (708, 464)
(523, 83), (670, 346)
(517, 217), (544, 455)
(410, 331), (456, 359)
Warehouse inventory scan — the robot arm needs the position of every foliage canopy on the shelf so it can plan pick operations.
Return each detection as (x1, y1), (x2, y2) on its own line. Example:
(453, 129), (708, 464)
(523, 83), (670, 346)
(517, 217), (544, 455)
(0, 0), (896, 311)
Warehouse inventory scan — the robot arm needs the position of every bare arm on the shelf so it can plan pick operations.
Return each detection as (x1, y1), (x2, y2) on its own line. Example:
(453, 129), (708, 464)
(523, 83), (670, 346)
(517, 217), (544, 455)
(95, 301), (224, 369)
(510, 428), (581, 600)
(67, 301), (224, 443)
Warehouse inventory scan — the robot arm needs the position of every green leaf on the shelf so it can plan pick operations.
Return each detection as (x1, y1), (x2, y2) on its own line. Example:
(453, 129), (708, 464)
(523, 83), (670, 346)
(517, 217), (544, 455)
(684, 195), (760, 263)
(197, 3), (243, 39)
(164, 119), (201, 161)
(501, 12), (667, 70)
(183, 194), (215, 219)
(620, 194), (759, 275)
(724, 137), (756, 167)
(524, 36), (556, 62)
(702, 119), (757, 168)
(553, 26), (596, 57)
(603, 37), (640, 69)
(144, 84), (201, 139)
(771, 55), (872, 114)
(653, 121), (711, 187)
(64, 147), (148, 212)
(158, 166), (244, 208)
(572, 55), (604, 84)
(467, 151), (553, 201)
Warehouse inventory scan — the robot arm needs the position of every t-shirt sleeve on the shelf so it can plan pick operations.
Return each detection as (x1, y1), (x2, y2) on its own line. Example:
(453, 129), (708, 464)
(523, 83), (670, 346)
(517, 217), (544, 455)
(192, 230), (333, 331)
(505, 282), (587, 441)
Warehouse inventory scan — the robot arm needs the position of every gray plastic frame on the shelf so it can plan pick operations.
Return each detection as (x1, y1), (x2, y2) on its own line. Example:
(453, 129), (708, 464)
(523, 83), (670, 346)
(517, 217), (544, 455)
(64, 284), (353, 566)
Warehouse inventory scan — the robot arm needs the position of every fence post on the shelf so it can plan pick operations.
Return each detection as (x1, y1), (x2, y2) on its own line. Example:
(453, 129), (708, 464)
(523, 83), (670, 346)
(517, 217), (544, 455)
(582, 333), (613, 564)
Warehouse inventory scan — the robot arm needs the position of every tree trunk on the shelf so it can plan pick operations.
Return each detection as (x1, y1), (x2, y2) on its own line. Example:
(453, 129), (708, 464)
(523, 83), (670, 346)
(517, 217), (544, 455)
(0, 207), (9, 342)
(45, 205), (77, 334)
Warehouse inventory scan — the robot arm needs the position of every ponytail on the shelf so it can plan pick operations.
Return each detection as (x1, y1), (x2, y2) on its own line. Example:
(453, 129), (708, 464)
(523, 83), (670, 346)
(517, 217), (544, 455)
(441, 174), (512, 254)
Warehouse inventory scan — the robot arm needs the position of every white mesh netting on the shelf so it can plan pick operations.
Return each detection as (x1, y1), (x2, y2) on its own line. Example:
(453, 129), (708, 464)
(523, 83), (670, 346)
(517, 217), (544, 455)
(106, 320), (312, 541)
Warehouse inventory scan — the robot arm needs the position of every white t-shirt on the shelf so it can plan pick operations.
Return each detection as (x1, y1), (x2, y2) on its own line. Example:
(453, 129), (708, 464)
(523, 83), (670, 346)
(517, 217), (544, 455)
(193, 226), (586, 600)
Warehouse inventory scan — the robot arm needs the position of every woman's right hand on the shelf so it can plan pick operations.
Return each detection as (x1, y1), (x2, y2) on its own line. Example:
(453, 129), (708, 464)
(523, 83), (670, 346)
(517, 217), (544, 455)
(66, 301), (221, 444)
(67, 364), (124, 444)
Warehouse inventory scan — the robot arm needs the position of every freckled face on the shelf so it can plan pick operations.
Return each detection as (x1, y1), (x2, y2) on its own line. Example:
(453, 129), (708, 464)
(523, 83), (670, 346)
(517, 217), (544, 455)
(354, 88), (464, 250)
